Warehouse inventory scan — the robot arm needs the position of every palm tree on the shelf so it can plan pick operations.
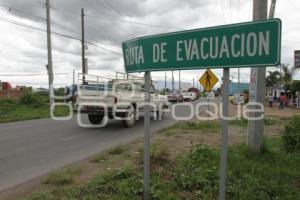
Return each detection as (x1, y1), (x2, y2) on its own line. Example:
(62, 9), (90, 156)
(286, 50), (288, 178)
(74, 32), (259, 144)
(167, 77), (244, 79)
(266, 70), (281, 87)
(279, 63), (295, 91)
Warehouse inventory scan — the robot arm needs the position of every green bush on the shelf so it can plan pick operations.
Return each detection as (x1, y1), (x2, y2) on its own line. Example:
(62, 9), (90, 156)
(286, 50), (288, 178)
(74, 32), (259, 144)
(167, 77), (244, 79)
(282, 115), (300, 152)
(0, 98), (19, 115)
(19, 92), (46, 108)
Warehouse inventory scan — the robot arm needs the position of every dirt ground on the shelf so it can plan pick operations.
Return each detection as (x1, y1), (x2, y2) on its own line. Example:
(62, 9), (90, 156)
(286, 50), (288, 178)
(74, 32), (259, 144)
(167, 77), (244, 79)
(229, 102), (300, 118)
(0, 104), (296, 200)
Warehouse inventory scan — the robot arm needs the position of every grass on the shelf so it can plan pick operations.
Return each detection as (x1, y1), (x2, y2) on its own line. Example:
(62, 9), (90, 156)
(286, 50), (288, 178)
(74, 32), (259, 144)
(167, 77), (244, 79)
(229, 117), (278, 127)
(20, 117), (300, 200)
(24, 137), (300, 200)
(91, 154), (108, 163)
(43, 167), (82, 186)
(0, 97), (71, 123)
(160, 120), (220, 135)
(108, 145), (129, 155)
(136, 144), (170, 166)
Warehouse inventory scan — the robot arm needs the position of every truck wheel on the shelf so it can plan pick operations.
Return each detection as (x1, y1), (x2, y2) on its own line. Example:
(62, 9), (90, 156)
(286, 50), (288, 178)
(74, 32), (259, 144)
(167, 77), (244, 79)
(88, 114), (104, 125)
(122, 110), (136, 128)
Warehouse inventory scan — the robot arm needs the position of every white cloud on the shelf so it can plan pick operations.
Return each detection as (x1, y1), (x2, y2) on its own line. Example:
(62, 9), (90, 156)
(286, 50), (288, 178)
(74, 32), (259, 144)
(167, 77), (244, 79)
(0, 0), (299, 89)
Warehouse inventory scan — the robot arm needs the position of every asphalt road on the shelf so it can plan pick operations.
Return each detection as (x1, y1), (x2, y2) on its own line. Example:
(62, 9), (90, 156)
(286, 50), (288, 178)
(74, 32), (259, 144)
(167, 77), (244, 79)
(0, 99), (218, 192)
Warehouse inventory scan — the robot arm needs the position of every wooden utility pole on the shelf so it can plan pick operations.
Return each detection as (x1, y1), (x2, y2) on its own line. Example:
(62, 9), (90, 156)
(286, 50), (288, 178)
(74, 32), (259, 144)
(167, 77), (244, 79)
(179, 70), (181, 91)
(81, 8), (86, 84)
(172, 70), (174, 92)
(247, 0), (268, 153)
(269, 0), (277, 19)
(46, 0), (54, 105)
(164, 72), (167, 94)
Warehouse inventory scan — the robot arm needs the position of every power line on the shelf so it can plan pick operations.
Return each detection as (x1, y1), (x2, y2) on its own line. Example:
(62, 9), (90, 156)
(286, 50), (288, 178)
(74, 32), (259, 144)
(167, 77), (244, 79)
(86, 14), (185, 31)
(102, 0), (128, 17)
(83, 0), (136, 38)
(86, 41), (121, 55)
(0, 3), (81, 37)
(0, 16), (122, 55)
(0, 73), (69, 76)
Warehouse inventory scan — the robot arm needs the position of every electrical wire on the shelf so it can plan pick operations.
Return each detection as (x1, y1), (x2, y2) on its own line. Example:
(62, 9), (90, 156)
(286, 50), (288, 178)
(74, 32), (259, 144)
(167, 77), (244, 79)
(0, 73), (69, 76)
(0, 16), (122, 55)
(85, 14), (185, 31)
(0, 3), (81, 37)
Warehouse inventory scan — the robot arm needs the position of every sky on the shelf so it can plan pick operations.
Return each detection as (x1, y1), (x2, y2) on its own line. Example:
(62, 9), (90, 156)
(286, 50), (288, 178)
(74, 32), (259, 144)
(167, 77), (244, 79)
(0, 0), (299, 89)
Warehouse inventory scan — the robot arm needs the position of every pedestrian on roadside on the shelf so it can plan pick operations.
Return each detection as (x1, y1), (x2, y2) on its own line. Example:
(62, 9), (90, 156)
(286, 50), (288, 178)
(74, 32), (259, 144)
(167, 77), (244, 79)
(268, 94), (274, 107)
(296, 91), (300, 109)
(279, 93), (285, 110)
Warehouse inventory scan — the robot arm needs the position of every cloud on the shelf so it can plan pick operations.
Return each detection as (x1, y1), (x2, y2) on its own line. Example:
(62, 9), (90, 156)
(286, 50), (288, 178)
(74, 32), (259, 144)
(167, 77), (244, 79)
(0, 0), (299, 89)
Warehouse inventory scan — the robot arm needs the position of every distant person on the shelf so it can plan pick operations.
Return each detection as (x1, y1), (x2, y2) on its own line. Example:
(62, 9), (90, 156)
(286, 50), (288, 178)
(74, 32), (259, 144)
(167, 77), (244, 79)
(285, 94), (290, 107)
(279, 93), (285, 110)
(296, 91), (300, 109)
(268, 94), (274, 107)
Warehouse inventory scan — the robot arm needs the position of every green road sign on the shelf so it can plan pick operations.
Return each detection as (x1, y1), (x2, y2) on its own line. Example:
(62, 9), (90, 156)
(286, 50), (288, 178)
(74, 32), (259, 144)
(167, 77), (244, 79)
(122, 19), (281, 73)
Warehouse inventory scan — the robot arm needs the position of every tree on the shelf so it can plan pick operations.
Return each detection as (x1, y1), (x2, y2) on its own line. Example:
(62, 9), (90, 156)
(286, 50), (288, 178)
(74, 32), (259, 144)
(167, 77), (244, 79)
(280, 63), (294, 90)
(266, 70), (281, 87)
(291, 80), (300, 95)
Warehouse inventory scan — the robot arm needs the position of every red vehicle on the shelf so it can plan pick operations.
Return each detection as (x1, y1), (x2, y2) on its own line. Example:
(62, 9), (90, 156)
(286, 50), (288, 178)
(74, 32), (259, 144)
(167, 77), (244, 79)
(188, 87), (200, 99)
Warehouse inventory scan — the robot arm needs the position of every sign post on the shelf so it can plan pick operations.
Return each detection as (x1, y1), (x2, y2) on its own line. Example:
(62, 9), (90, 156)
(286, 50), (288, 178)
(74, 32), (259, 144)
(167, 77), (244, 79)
(143, 71), (151, 200)
(219, 68), (229, 200)
(122, 19), (281, 200)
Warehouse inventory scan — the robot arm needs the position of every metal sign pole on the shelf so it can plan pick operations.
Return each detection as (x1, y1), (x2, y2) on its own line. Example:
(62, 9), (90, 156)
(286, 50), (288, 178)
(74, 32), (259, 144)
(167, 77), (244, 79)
(144, 71), (151, 200)
(218, 68), (229, 200)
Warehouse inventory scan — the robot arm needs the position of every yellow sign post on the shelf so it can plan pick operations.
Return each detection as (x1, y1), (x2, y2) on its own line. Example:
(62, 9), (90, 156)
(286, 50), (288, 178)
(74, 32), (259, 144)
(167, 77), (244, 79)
(199, 69), (219, 92)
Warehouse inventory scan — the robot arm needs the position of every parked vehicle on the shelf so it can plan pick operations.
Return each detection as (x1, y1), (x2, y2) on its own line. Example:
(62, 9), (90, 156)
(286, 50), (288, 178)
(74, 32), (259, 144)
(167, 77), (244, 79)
(167, 91), (183, 103)
(77, 72), (168, 128)
(182, 92), (193, 101)
(182, 92), (197, 102)
(188, 87), (201, 99)
(190, 92), (197, 101)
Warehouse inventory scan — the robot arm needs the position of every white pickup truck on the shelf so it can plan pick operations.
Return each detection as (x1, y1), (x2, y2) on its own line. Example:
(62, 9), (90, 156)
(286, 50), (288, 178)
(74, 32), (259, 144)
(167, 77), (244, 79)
(76, 72), (168, 128)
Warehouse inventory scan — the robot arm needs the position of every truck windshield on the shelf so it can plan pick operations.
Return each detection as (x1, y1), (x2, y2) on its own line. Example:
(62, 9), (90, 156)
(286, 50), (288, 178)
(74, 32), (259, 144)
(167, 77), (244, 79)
(83, 83), (113, 91)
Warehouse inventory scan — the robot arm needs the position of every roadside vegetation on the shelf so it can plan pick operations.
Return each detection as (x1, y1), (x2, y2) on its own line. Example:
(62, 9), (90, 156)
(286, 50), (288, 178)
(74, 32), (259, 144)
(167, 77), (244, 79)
(0, 92), (70, 123)
(18, 116), (300, 200)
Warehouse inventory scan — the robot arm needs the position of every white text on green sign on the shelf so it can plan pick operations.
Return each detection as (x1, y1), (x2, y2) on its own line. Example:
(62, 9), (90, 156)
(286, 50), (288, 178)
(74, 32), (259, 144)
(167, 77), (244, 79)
(122, 19), (281, 72)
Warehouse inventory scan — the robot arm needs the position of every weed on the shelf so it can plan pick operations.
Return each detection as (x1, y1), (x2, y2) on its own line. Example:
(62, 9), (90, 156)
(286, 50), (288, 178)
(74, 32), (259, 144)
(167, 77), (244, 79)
(179, 121), (220, 131)
(264, 117), (276, 126)
(282, 115), (300, 152)
(109, 145), (128, 155)
(43, 167), (82, 186)
(137, 144), (170, 166)
(229, 118), (248, 127)
(91, 154), (107, 163)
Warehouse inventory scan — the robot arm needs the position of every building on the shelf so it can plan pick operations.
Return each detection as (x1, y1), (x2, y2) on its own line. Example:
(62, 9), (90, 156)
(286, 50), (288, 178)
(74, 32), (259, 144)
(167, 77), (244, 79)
(229, 82), (249, 96)
(0, 81), (12, 91)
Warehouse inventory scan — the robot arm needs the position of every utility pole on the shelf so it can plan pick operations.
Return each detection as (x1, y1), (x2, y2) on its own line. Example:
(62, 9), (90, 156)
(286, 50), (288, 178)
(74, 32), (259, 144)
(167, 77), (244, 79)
(247, 0), (268, 153)
(238, 68), (240, 94)
(179, 70), (181, 91)
(46, 0), (54, 105)
(172, 70), (174, 92)
(164, 72), (167, 94)
(81, 8), (86, 84)
(269, 0), (277, 19)
(73, 69), (75, 85)
(193, 77), (195, 88)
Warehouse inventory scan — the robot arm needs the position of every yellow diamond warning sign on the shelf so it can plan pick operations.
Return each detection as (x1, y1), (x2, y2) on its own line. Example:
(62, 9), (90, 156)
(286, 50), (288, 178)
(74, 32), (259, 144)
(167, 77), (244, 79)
(199, 69), (218, 92)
